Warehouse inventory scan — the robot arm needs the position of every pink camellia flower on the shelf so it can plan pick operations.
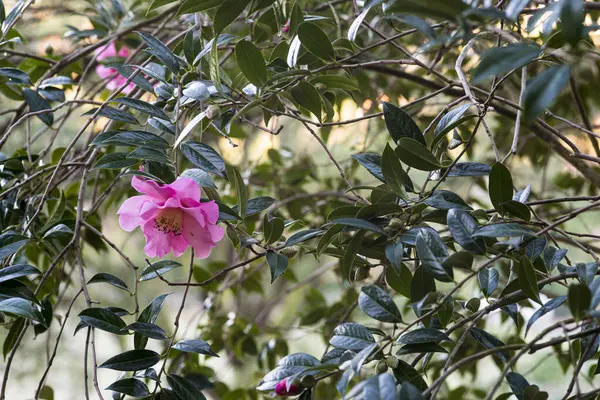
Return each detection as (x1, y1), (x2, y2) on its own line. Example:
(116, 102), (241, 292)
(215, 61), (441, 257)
(117, 175), (224, 258)
(274, 379), (303, 397)
(94, 42), (136, 94)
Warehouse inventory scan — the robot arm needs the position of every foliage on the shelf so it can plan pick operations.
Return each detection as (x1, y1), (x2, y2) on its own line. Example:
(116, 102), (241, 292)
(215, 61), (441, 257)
(1, 0), (600, 399)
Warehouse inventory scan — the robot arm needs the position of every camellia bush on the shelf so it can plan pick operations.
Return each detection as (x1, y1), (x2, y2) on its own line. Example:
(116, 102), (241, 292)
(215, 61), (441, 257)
(3, 0), (600, 398)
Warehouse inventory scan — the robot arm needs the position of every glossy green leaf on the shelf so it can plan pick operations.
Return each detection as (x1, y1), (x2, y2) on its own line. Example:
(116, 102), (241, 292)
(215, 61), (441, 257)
(23, 88), (53, 126)
(140, 260), (183, 281)
(517, 257), (541, 304)
(180, 141), (225, 177)
(138, 31), (182, 73)
(106, 378), (150, 398)
(266, 251), (289, 283)
(478, 267), (499, 298)
(291, 81), (322, 122)
(0, 298), (44, 324)
(447, 209), (485, 254)
(111, 97), (170, 121)
(358, 285), (403, 323)
(0, 264), (41, 283)
(381, 144), (407, 198)
(78, 308), (127, 334)
(99, 349), (161, 371)
(472, 44), (541, 84)
(172, 339), (219, 357)
(568, 284), (591, 321)
(226, 165), (248, 219)
(395, 138), (441, 171)
(329, 322), (375, 351)
(123, 322), (168, 340)
(524, 65), (570, 121)
(87, 273), (129, 292)
(382, 102), (425, 145)
(235, 40), (267, 86)
(213, 0), (251, 33)
(297, 22), (335, 61)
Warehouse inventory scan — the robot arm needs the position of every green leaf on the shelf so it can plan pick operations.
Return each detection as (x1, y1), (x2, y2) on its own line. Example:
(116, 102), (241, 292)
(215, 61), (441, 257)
(382, 102), (425, 145)
(506, 372), (529, 400)
(235, 40), (267, 86)
(568, 284), (591, 321)
(78, 308), (127, 334)
(111, 97), (170, 121)
(127, 147), (171, 164)
(94, 153), (138, 169)
(524, 65), (570, 121)
(472, 44), (541, 84)
(316, 224), (343, 258)
(342, 230), (366, 282)
(478, 267), (499, 298)
(266, 251), (289, 283)
(431, 103), (473, 148)
(525, 296), (567, 336)
(291, 81), (322, 122)
(183, 81), (210, 101)
(346, 373), (397, 400)
(489, 162), (513, 211)
(358, 285), (403, 323)
(392, 360), (428, 392)
(445, 162), (491, 177)
(385, 241), (403, 275)
(180, 141), (226, 177)
(139, 260), (183, 281)
(172, 339), (219, 357)
(263, 216), (284, 245)
(285, 229), (323, 246)
(470, 327), (510, 362)
(0, 233), (28, 261)
(137, 31), (182, 73)
(385, 263), (412, 299)
(329, 218), (386, 236)
(91, 130), (169, 148)
(177, 0), (221, 15)
(502, 200), (531, 222)
(167, 374), (207, 400)
(517, 257), (541, 304)
(560, 0), (585, 46)
(397, 328), (451, 344)
(99, 349), (161, 371)
(330, 322), (375, 351)
(381, 144), (407, 198)
(3, 317), (25, 358)
(297, 22), (335, 61)
(472, 223), (535, 238)
(226, 165), (248, 219)
(180, 168), (216, 189)
(352, 153), (384, 182)
(0, 298), (44, 324)
(396, 343), (448, 356)
(0, 67), (30, 84)
(399, 382), (426, 400)
(0, 264), (41, 284)
(83, 106), (139, 124)
(106, 378), (150, 398)
(23, 88), (53, 126)
(123, 322), (168, 340)
(87, 273), (129, 292)
(348, 6), (371, 42)
(447, 209), (485, 254)
(310, 75), (359, 91)
(213, 0), (251, 33)
(395, 138), (441, 171)
(416, 230), (451, 282)
(385, 0), (469, 20)
(233, 196), (275, 216)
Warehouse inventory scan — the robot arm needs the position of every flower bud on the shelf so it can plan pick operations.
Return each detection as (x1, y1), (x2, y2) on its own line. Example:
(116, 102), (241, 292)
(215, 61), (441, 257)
(300, 374), (316, 388)
(387, 217), (404, 230)
(205, 105), (221, 120)
(274, 378), (303, 396)
(354, 266), (370, 281)
(385, 355), (399, 369)
(44, 44), (54, 56)
(376, 360), (388, 374)
(280, 246), (298, 258)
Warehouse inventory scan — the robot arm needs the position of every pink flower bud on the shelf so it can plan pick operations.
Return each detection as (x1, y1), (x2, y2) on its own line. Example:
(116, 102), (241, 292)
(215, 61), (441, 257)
(274, 378), (302, 396)
(282, 21), (290, 33)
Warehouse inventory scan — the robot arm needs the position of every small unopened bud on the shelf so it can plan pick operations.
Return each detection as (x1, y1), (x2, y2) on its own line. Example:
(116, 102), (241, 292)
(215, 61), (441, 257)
(300, 375), (316, 388)
(354, 266), (370, 281)
(206, 105), (221, 120)
(376, 360), (388, 374)
(282, 20), (290, 33)
(45, 44), (54, 56)
(388, 217), (404, 230)
(274, 378), (303, 396)
(280, 246), (298, 258)
(385, 355), (399, 369)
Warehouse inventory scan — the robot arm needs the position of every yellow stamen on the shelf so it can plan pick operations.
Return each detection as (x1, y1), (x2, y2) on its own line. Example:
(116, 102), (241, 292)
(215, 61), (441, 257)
(154, 209), (183, 236)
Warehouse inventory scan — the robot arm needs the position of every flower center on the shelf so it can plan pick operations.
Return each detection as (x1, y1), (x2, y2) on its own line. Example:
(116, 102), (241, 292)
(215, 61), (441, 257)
(154, 208), (183, 236)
